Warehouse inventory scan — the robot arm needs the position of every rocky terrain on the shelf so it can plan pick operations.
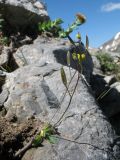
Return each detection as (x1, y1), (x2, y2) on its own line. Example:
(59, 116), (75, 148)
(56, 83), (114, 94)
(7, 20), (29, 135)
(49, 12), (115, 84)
(91, 32), (120, 135)
(0, 0), (120, 160)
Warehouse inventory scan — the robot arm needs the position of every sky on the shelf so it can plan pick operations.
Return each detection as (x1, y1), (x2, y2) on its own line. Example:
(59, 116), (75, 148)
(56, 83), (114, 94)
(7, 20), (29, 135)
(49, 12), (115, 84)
(44, 0), (120, 48)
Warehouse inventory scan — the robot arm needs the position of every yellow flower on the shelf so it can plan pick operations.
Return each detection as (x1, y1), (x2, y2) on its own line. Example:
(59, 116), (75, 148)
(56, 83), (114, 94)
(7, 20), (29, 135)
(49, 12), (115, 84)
(40, 129), (45, 137)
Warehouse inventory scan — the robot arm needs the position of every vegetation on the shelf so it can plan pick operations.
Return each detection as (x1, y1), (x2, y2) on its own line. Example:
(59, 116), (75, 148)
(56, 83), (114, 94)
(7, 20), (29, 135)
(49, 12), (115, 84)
(96, 52), (120, 101)
(0, 14), (9, 46)
(96, 52), (119, 74)
(38, 13), (86, 38)
(38, 18), (63, 37)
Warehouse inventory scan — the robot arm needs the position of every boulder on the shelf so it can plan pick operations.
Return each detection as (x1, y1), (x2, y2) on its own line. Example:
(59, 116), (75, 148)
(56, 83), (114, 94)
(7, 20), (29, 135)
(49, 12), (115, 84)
(13, 37), (93, 82)
(0, 36), (118, 159)
(91, 74), (120, 117)
(0, 0), (49, 31)
(0, 63), (118, 160)
(0, 47), (11, 67)
(100, 82), (120, 117)
(91, 55), (102, 74)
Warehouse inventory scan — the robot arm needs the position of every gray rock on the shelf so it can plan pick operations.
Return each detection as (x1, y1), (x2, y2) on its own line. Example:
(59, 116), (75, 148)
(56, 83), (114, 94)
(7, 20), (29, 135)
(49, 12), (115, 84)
(14, 37), (93, 82)
(91, 55), (102, 74)
(1, 63), (118, 159)
(0, 0), (49, 30)
(0, 88), (9, 107)
(0, 47), (10, 67)
(104, 75), (117, 85)
(91, 74), (120, 117)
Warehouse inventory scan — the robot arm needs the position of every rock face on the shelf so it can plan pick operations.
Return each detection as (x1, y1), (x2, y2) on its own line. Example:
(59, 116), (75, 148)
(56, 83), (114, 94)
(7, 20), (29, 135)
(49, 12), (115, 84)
(0, 36), (119, 159)
(90, 33), (120, 137)
(13, 37), (93, 82)
(0, 0), (49, 31)
(2, 63), (118, 160)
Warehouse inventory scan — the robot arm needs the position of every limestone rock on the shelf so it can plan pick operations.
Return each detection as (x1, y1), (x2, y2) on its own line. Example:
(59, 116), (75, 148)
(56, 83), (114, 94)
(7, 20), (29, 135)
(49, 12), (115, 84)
(14, 37), (93, 82)
(1, 63), (118, 160)
(0, 47), (10, 67)
(0, 0), (49, 30)
(0, 31), (119, 159)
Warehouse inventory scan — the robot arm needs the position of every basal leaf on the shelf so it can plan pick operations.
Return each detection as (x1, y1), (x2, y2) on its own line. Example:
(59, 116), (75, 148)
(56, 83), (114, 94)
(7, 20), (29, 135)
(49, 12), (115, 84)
(33, 134), (43, 147)
(48, 136), (58, 144)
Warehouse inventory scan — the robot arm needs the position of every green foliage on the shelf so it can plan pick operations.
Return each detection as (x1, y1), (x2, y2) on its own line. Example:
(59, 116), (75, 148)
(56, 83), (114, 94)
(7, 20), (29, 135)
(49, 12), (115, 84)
(0, 14), (9, 46)
(33, 123), (57, 147)
(38, 13), (86, 38)
(59, 13), (86, 38)
(96, 53), (119, 74)
(38, 18), (63, 37)
(0, 36), (9, 45)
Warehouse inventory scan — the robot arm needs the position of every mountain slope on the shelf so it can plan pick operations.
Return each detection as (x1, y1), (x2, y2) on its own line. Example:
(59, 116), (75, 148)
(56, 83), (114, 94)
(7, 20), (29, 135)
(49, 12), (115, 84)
(100, 32), (120, 52)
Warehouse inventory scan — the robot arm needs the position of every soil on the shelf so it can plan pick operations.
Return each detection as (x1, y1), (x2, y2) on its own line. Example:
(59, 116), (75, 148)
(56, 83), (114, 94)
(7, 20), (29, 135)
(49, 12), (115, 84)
(0, 116), (43, 160)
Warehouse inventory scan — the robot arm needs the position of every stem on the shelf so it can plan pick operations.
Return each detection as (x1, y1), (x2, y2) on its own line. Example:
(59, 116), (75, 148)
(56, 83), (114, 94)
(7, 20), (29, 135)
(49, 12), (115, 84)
(67, 35), (76, 46)
(54, 73), (80, 126)
(50, 70), (77, 123)
(51, 135), (117, 160)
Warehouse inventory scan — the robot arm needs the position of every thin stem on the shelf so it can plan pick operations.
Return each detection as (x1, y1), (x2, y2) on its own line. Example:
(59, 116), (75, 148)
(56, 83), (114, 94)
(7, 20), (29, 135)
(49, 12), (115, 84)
(50, 70), (77, 123)
(67, 35), (76, 46)
(54, 72), (80, 126)
(51, 135), (117, 160)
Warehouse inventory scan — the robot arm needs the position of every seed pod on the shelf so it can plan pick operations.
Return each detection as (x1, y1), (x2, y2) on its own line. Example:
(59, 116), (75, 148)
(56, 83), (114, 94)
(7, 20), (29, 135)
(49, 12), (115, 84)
(86, 35), (89, 50)
(67, 51), (71, 67)
(60, 67), (67, 87)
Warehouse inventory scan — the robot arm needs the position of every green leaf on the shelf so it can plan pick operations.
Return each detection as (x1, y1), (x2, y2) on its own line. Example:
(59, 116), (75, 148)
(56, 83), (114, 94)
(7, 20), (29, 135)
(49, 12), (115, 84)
(33, 135), (43, 147)
(48, 136), (58, 144)
(54, 18), (63, 25)
(60, 67), (67, 87)
(46, 21), (52, 30)
(41, 22), (47, 31)
(59, 31), (67, 38)
(66, 27), (73, 34)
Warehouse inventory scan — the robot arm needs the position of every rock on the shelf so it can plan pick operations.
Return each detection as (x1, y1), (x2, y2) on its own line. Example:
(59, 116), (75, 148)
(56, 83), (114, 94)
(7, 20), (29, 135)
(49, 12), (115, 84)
(104, 75), (117, 85)
(13, 37), (93, 82)
(0, 88), (9, 108)
(0, 0), (49, 31)
(0, 63), (118, 159)
(91, 55), (102, 74)
(0, 47), (10, 67)
(91, 74), (120, 117)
